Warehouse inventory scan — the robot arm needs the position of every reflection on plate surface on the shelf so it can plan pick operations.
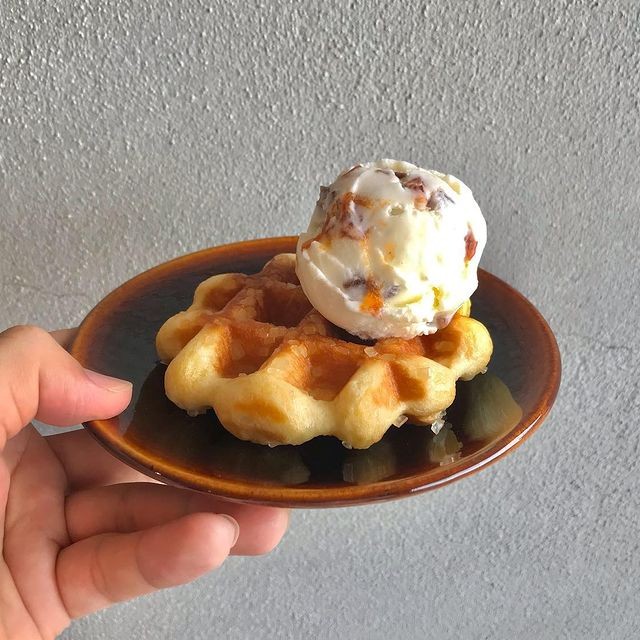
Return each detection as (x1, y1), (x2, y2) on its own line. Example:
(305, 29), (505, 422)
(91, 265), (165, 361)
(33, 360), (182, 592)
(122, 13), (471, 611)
(124, 364), (522, 488)
(72, 237), (560, 506)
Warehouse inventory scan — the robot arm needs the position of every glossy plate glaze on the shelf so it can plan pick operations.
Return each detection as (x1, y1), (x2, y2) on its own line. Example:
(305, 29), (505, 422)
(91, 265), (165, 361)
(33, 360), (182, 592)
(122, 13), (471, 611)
(71, 237), (561, 508)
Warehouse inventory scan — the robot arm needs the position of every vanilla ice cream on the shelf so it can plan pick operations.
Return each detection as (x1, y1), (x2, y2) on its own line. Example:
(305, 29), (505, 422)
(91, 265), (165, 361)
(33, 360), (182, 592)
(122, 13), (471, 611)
(295, 159), (487, 339)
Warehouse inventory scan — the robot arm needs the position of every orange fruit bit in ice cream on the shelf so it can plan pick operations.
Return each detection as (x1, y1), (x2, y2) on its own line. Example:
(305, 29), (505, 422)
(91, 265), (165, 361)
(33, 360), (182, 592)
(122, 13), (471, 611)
(360, 280), (384, 315)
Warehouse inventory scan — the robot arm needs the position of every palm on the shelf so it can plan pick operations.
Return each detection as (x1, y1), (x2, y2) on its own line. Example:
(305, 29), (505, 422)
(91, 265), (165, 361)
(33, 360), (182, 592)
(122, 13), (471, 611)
(0, 327), (288, 640)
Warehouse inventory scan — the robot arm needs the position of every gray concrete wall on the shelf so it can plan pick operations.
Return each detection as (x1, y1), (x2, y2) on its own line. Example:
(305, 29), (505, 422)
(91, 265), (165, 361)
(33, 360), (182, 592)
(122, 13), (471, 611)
(1, 1), (639, 638)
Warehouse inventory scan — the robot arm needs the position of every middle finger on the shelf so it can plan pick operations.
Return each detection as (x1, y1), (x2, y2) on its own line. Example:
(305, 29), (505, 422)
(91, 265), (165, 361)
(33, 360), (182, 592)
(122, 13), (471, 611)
(65, 482), (289, 556)
(46, 429), (158, 490)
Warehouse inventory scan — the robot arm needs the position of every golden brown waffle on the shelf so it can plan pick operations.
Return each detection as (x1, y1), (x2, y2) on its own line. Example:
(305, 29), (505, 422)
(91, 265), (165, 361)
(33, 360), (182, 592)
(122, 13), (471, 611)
(156, 253), (493, 449)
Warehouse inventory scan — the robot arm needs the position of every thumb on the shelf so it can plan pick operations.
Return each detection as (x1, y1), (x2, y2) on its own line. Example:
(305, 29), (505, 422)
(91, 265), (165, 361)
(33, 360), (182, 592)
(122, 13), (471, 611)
(0, 325), (132, 447)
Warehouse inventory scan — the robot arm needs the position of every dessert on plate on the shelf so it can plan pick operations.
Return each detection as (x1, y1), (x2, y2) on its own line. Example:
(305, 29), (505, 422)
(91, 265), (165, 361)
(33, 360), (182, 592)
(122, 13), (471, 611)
(156, 160), (493, 449)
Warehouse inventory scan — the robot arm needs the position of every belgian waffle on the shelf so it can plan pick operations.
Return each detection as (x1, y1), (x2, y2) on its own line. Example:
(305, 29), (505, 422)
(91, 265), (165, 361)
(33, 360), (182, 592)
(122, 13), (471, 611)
(156, 253), (492, 449)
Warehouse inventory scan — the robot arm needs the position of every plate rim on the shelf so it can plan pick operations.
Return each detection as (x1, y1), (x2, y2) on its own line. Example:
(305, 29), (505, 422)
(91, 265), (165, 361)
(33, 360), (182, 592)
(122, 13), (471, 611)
(72, 236), (562, 508)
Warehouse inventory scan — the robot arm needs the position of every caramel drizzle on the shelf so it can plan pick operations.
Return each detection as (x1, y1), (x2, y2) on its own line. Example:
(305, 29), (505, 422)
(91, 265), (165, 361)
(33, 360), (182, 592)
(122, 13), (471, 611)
(301, 191), (374, 250)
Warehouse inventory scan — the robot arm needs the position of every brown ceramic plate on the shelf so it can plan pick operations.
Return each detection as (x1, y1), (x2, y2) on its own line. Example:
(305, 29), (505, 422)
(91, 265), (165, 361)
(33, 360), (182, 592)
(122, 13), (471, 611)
(71, 236), (560, 508)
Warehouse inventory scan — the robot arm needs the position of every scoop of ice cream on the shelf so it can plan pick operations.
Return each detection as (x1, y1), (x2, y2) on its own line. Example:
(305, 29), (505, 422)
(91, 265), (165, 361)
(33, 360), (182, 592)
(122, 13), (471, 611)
(295, 159), (487, 339)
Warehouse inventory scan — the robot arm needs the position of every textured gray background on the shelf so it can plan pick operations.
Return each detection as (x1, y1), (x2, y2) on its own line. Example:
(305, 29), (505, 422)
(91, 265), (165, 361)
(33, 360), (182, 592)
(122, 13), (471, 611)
(1, 0), (639, 638)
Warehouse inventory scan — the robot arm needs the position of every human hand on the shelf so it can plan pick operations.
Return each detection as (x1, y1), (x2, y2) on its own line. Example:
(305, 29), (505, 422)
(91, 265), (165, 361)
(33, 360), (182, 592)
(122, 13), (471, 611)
(0, 326), (289, 640)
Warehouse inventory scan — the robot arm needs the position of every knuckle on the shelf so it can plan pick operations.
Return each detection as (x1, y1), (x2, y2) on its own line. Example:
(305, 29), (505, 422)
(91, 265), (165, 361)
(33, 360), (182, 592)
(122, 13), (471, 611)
(1, 324), (48, 346)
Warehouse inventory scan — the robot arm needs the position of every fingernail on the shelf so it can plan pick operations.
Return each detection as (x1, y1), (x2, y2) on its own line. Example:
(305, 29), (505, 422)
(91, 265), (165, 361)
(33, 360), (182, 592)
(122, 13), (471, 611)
(218, 514), (240, 548)
(84, 368), (133, 393)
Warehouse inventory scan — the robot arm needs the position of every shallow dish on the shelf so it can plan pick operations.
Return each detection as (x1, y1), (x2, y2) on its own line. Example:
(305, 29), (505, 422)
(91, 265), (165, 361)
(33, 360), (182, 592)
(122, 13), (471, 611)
(71, 236), (561, 507)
